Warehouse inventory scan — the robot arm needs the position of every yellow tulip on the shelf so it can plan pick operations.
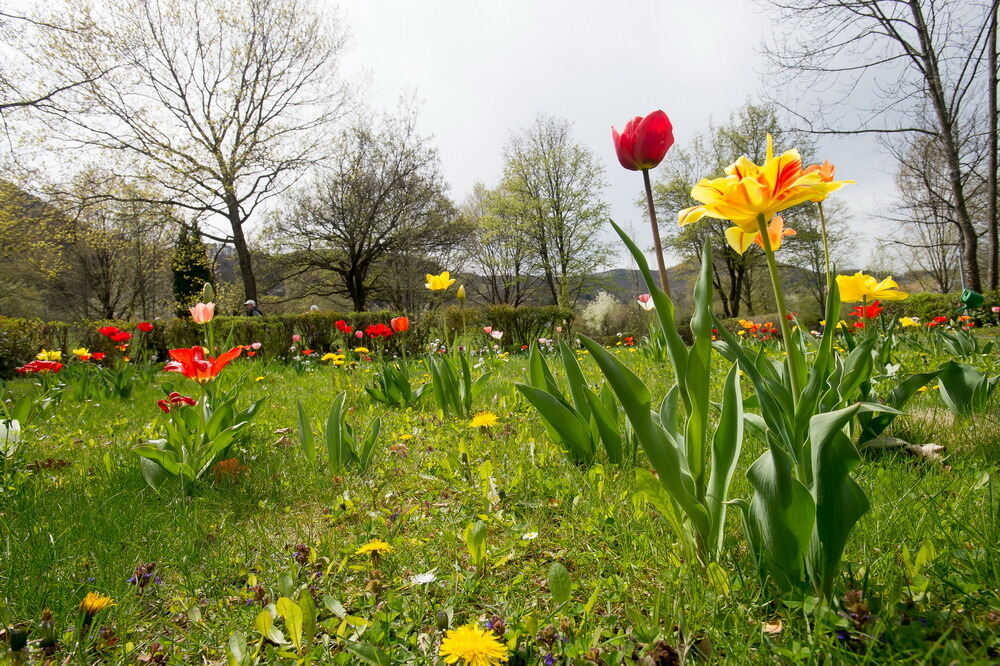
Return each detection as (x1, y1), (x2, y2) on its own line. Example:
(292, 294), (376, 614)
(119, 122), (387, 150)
(36, 349), (62, 361)
(899, 317), (920, 327)
(835, 272), (908, 303)
(425, 271), (456, 291)
(71, 347), (90, 358)
(679, 135), (852, 233)
(725, 215), (796, 255)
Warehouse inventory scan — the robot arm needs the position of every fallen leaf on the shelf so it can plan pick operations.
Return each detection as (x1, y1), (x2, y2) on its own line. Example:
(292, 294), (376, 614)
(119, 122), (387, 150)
(762, 618), (783, 634)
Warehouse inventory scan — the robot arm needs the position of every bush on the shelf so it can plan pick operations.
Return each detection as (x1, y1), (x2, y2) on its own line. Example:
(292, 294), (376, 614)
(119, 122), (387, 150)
(881, 289), (1000, 321)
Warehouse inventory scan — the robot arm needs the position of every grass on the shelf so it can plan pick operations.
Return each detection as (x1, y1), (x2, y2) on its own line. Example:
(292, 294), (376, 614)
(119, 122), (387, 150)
(1, 342), (999, 664)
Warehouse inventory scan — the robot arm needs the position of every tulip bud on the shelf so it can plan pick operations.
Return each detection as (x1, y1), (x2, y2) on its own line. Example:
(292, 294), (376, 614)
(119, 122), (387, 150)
(436, 610), (450, 631)
(202, 281), (215, 302)
(456, 284), (466, 301)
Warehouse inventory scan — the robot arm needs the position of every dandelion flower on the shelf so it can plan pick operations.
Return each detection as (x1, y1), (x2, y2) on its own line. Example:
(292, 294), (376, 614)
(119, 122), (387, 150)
(79, 591), (115, 618)
(469, 412), (498, 429)
(439, 623), (509, 665)
(354, 539), (393, 557)
(353, 347), (370, 354)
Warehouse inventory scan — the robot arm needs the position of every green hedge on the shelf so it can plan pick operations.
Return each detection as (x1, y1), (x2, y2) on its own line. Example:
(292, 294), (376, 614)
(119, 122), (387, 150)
(0, 305), (572, 377)
(881, 289), (1000, 321)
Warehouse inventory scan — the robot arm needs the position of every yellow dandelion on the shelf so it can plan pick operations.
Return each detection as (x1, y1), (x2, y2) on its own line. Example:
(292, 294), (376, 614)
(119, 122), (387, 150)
(321, 352), (345, 363)
(469, 412), (498, 429)
(400, 434), (414, 440)
(353, 347), (370, 354)
(354, 539), (393, 557)
(254, 376), (265, 382)
(79, 591), (115, 617)
(439, 624), (509, 665)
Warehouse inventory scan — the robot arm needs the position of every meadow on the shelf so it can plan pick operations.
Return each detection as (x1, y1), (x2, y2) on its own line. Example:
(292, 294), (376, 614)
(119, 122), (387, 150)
(1, 320), (998, 664)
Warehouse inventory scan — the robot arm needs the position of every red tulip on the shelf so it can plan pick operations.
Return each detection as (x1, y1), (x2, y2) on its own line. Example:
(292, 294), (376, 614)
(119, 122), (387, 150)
(157, 391), (197, 413)
(111, 331), (133, 343)
(98, 325), (121, 337)
(611, 110), (674, 171)
(850, 301), (884, 320)
(391, 316), (410, 333)
(137, 322), (154, 332)
(164, 346), (242, 384)
(16, 360), (64, 374)
(91, 352), (106, 361)
(365, 323), (394, 338)
(335, 319), (353, 335)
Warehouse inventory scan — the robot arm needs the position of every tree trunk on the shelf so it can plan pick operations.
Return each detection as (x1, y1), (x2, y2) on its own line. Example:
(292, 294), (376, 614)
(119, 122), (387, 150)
(989, 1), (998, 289)
(225, 195), (258, 302)
(909, 0), (982, 291)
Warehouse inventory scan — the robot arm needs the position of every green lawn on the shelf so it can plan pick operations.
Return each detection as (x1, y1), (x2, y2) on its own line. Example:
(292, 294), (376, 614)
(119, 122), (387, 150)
(1, 344), (998, 664)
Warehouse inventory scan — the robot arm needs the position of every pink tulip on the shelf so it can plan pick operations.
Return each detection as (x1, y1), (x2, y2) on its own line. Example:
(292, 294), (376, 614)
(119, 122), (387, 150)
(189, 302), (215, 324)
(291, 334), (301, 343)
(355, 330), (364, 339)
(556, 326), (563, 333)
(489, 330), (503, 340)
(992, 306), (1000, 313)
(483, 326), (493, 334)
(250, 342), (262, 350)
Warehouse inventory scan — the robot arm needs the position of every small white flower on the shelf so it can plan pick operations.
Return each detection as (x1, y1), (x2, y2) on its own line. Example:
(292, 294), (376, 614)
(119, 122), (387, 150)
(410, 571), (437, 585)
(521, 531), (539, 541)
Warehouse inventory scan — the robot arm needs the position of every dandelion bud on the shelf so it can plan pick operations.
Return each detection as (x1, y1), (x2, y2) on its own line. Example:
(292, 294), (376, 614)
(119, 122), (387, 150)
(436, 610), (450, 631)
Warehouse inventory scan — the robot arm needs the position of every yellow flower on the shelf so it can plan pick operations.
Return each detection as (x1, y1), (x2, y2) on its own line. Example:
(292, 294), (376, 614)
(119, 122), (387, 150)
(899, 317), (920, 328)
(354, 539), (393, 557)
(254, 376), (265, 382)
(456, 284), (466, 301)
(79, 591), (115, 617)
(321, 352), (345, 363)
(439, 624), (509, 666)
(836, 272), (908, 303)
(469, 411), (498, 429)
(425, 271), (457, 291)
(725, 215), (796, 255)
(36, 349), (62, 361)
(353, 347), (370, 354)
(71, 347), (90, 358)
(678, 135), (852, 233)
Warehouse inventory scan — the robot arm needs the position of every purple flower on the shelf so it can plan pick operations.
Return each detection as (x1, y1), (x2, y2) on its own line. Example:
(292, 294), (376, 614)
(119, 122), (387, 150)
(544, 654), (556, 666)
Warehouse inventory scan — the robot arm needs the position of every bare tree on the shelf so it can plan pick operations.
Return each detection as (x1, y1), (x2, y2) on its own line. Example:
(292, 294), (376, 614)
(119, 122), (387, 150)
(763, 0), (996, 291)
(502, 115), (611, 308)
(273, 113), (457, 311)
(462, 183), (540, 306)
(34, 0), (352, 302)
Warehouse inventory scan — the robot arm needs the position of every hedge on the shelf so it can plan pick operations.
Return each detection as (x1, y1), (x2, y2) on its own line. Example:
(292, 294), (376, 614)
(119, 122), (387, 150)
(881, 289), (1000, 321)
(0, 305), (573, 378)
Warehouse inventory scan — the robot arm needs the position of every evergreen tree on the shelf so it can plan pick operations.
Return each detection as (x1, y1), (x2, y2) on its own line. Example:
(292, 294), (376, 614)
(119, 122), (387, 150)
(172, 221), (212, 315)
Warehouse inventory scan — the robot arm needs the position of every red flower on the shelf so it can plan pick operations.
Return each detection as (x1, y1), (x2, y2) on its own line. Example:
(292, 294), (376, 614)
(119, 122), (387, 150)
(16, 360), (64, 374)
(91, 352), (106, 361)
(164, 346), (242, 384)
(852, 321), (865, 329)
(850, 301), (883, 320)
(98, 325), (121, 337)
(932, 315), (948, 323)
(111, 331), (133, 343)
(390, 316), (410, 333)
(137, 322), (154, 332)
(365, 323), (394, 338)
(157, 391), (197, 413)
(302, 349), (314, 356)
(611, 110), (674, 171)
(335, 320), (353, 335)
(786, 312), (797, 320)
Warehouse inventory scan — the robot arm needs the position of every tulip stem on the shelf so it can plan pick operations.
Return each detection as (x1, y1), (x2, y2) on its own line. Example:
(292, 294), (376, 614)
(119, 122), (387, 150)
(756, 214), (802, 403)
(817, 201), (831, 280)
(642, 169), (671, 297)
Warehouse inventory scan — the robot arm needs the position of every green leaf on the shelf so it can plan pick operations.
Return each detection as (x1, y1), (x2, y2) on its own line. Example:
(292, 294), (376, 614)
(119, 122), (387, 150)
(705, 363), (743, 559)
(463, 520), (487, 567)
(515, 383), (595, 466)
(296, 402), (315, 463)
(706, 561), (731, 597)
(227, 632), (248, 666)
(297, 589), (316, 647)
(548, 562), (571, 605)
(253, 609), (286, 644)
(275, 597), (303, 651)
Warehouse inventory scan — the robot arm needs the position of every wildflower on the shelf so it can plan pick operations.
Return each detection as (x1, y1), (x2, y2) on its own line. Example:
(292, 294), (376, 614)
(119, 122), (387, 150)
(679, 135), (852, 236)
(137, 322), (154, 332)
(354, 539), (393, 559)
(836, 272), (908, 303)
(79, 592), (114, 621)
(611, 110), (674, 171)
(409, 571), (437, 585)
(164, 346), (242, 384)
(521, 532), (538, 540)
(16, 360), (63, 374)
(127, 562), (161, 592)
(254, 376), (265, 382)
(439, 623), (509, 665)
(469, 412), (498, 429)
(36, 349), (62, 361)
(189, 302), (215, 324)
(425, 271), (457, 291)
(637, 293), (655, 311)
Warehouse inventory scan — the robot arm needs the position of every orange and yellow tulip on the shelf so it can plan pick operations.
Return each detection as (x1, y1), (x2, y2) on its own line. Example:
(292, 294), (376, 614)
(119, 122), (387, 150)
(678, 135), (852, 233)
(724, 215), (796, 255)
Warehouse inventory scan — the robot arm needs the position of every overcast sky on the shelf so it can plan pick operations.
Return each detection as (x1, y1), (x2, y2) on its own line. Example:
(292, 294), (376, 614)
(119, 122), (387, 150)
(338, 0), (896, 269)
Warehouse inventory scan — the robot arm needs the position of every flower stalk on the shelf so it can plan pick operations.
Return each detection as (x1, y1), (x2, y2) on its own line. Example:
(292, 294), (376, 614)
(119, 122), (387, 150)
(755, 213), (802, 403)
(643, 168), (671, 296)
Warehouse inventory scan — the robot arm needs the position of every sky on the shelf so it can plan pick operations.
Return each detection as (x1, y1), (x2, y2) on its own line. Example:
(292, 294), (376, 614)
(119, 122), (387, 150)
(337, 0), (898, 270)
